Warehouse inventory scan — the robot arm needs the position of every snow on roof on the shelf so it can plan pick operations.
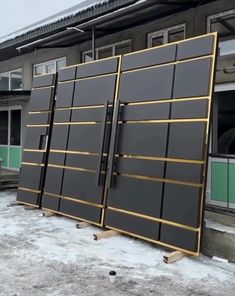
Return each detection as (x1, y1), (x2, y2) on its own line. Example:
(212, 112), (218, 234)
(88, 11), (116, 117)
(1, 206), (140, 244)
(0, 0), (109, 44)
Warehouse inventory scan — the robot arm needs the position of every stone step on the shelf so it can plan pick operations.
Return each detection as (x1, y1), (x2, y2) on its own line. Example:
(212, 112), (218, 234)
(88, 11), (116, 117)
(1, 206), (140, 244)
(202, 210), (235, 263)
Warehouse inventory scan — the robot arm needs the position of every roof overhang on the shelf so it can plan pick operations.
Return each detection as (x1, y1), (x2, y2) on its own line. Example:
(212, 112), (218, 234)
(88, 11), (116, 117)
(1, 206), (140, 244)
(0, 0), (216, 61)
(0, 90), (31, 104)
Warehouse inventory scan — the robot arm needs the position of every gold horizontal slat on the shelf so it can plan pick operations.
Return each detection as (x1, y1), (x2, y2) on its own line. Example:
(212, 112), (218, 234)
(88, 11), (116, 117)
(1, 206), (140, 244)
(105, 225), (199, 256)
(118, 173), (203, 188)
(107, 207), (200, 232)
(23, 149), (46, 153)
(58, 72), (117, 84)
(127, 96), (210, 106)
(44, 191), (102, 208)
(27, 124), (49, 127)
(21, 162), (44, 167)
(32, 85), (54, 90)
(48, 164), (95, 173)
(121, 118), (208, 124)
(50, 149), (99, 156)
(28, 111), (51, 114)
(53, 122), (100, 125)
(56, 105), (105, 111)
(18, 187), (41, 194)
(118, 154), (204, 164)
(16, 201), (39, 208)
(41, 206), (102, 227)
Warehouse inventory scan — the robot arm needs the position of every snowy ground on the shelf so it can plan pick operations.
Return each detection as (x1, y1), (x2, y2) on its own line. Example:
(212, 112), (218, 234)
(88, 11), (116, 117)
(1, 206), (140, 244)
(0, 191), (235, 296)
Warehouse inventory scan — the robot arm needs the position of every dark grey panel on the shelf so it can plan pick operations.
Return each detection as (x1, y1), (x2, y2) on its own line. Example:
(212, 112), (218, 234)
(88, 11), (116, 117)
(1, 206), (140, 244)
(66, 154), (98, 170)
(22, 151), (45, 163)
(107, 176), (163, 217)
(23, 127), (48, 149)
(76, 57), (118, 78)
(42, 194), (60, 211)
(173, 58), (212, 98)
(177, 35), (214, 60)
(50, 126), (69, 150)
(121, 44), (177, 71)
(105, 209), (160, 240)
(68, 124), (107, 153)
(73, 75), (116, 106)
(119, 65), (174, 103)
(71, 107), (104, 122)
(166, 162), (203, 183)
(62, 169), (103, 204)
(56, 82), (75, 108)
(59, 199), (101, 223)
(17, 190), (39, 206)
(19, 165), (43, 190)
(27, 113), (50, 125)
(116, 157), (165, 178)
(160, 224), (198, 252)
(58, 66), (77, 82)
(32, 74), (55, 88)
(117, 123), (168, 157)
(167, 122), (206, 160)
(48, 152), (66, 166)
(44, 167), (64, 195)
(171, 100), (208, 119)
(29, 87), (53, 111)
(122, 103), (170, 121)
(54, 110), (71, 123)
(162, 184), (202, 227)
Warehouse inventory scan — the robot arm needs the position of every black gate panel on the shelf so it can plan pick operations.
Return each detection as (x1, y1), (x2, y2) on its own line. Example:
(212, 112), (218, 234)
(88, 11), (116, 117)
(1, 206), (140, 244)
(104, 33), (217, 255)
(17, 73), (57, 207)
(42, 58), (121, 225)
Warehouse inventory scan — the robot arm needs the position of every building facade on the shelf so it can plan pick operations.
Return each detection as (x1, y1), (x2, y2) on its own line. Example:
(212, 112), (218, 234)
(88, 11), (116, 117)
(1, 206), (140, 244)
(0, 0), (234, 211)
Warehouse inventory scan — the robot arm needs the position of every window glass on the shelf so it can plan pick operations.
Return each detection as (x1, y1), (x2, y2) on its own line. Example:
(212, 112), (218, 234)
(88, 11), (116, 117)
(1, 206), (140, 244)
(210, 11), (235, 39)
(115, 42), (131, 55)
(168, 27), (185, 43)
(10, 110), (21, 146)
(98, 47), (113, 59)
(10, 69), (22, 90)
(56, 58), (66, 71)
(34, 64), (44, 76)
(45, 62), (55, 74)
(213, 91), (235, 154)
(151, 36), (164, 47)
(0, 73), (9, 90)
(0, 111), (8, 145)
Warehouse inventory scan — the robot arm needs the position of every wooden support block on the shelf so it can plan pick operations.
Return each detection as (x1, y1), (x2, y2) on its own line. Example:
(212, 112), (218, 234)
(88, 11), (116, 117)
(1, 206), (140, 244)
(42, 210), (56, 217)
(76, 222), (90, 229)
(93, 230), (119, 241)
(163, 251), (188, 264)
(24, 206), (37, 211)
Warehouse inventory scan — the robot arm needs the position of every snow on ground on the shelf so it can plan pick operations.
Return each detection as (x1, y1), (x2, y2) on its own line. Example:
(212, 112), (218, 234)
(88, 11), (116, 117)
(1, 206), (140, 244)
(0, 190), (235, 296)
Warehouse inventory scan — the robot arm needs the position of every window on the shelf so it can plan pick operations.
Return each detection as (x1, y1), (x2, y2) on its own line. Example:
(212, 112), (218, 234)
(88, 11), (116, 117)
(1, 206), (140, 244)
(34, 57), (66, 76)
(147, 24), (186, 48)
(212, 90), (235, 155)
(208, 10), (235, 40)
(0, 111), (8, 145)
(82, 40), (131, 62)
(10, 110), (21, 146)
(0, 69), (22, 90)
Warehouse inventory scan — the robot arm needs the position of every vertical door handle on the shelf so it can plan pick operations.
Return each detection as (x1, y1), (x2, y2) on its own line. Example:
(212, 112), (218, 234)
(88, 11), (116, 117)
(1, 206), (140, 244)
(95, 101), (110, 186)
(106, 100), (122, 189)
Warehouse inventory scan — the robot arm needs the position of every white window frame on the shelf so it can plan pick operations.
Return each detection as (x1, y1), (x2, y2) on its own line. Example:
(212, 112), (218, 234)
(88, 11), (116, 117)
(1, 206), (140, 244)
(0, 68), (23, 90)
(147, 23), (186, 48)
(207, 9), (235, 34)
(82, 39), (132, 62)
(33, 57), (66, 76)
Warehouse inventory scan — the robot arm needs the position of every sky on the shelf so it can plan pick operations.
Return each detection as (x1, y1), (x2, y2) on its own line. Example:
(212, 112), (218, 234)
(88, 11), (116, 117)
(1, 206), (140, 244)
(0, 0), (85, 38)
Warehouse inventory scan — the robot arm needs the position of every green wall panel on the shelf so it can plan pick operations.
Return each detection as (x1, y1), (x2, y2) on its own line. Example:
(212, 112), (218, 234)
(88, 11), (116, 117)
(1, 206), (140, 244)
(211, 162), (228, 202)
(229, 163), (235, 204)
(0, 146), (8, 167)
(9, 146), (22, 169)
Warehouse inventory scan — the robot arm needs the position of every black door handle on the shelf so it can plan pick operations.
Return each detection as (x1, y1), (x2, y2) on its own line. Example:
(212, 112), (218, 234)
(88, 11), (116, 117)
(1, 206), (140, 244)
(95, 101), (110, 186)
(106, 100), (122, 189)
